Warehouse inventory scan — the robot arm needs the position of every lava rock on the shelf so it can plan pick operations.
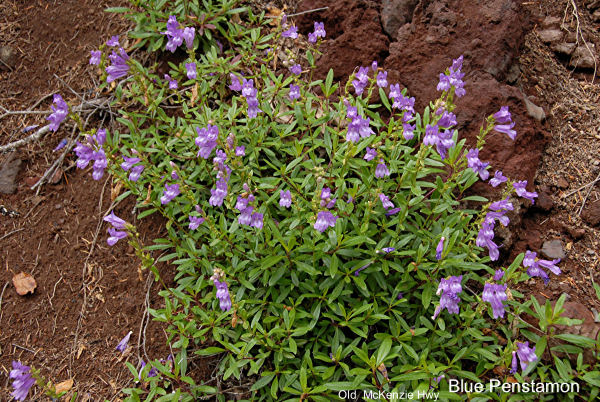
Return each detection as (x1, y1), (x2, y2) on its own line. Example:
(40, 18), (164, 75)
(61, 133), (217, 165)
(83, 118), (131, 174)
(557, 177), (569, 189)
(0, 45), (16, 70)
(381, 0), (418, 39)
(541, 239), (566, 259)
(538, 29), (563, 43)
(582, 200), (600, 227)
(551, 42), (576, 56)
(0, 152), (22, 194)
(535, 188), (553, 211)
(570, 45), (597, 69)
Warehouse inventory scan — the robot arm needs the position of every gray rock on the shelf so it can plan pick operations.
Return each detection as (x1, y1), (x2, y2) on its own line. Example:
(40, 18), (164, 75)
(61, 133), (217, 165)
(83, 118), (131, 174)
(523, 95), (546, 121)
(0, 152), (21, 194)
(0, 45), (16, 70)
(570, 45), (597, 69)
(551, 42), (576, 55)
(538, 29), (563, 43)
(381, 0), (419, 38)
(542, 16), (561, 28)
(542, 239), (566, 259)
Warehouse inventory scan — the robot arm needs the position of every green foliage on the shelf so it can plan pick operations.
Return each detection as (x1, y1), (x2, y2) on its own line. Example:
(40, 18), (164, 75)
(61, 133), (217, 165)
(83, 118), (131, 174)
(87, 1), (600, 400)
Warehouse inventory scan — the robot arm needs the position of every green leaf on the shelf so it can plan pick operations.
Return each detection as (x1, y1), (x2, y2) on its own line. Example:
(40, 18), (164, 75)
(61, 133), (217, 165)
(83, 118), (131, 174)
(376, 338), (392, 365)
(250, 374), (275, 391)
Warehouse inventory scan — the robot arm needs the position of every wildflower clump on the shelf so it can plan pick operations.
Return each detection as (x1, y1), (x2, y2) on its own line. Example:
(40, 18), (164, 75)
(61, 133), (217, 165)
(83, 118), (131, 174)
(60, 4), (597, 400)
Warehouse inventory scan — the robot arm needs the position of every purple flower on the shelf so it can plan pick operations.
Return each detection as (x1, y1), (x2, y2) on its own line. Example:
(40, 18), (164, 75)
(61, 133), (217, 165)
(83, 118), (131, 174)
(321, 187), (331, 200)
(466, 149), (489, 180)
(516, 341), (537, 371)
(116, 330), (132, 353)
(238, 206), (253, 226)
(241, 78), (262, 118)
(308, 32), (317, 43)
(371, 60), (378, 71)
(364, 147), (377, 161)
(433, 374), (445, 384)
(107, 227), (128, 246)
(376, 71), (388, 88)
(47, 94), (69, 132)
(214, 279), (232, 311)
(282, 26), (298, 39)
(92, 149), (108, 180)
(489, 170), (508, 187)
(437, 55), (466, 97)
(313, 21), (326, 38)
(494, 269), (505, 281)
(251, 212), (264, 229)
(354, 261), (372, 276)
(432, 275), (463, 319)
(289, 84), (300, 100)
(489, 197), (513, 212)
(161, 183), (180, 205)
(482, 283), (508, 318)
(162, 16), (184, 52)
(10, 361), (35, 401)
(209, 178), (228, 206)
(186, 62), (197, 80)
(89, 50), (101, 65)
(523, 250), (561, 285)
(436, 237), (445, 260)
(229, 73), (242, 91)
(402, 123), (415, 140)
(129, 165), (144, 182)
(182, 27), (195, 49)
(513, 181), (538, 204)
(235, 146), (245, 156)
(477, 220), (500, 261)
(189, 215), (205, 230)
(195, 124), (219, 159)
(165, 74), (178, 89)
(379, 193), (394, 209)
(107, 35), (119, 47)
(386, 207), (401, 216)
(438, 111), (457, 129)
(493, 106), (512, 124)
(375, 159), (390, 178)
(106, 48), (130, 83)
(290, 64), (302, 75)
(510, 351), (518, 374)
(280, 190), (292, 208)
(381, 247), (395, 253)
(389, 84), (401, 99)
(392, 92), (415, 113)
(121, 156), (140, 171)
(494, 121), (517, 140)
(104, 211), (127, 230)
(54, 138), (68, 151)
(314, 211), (337, 233)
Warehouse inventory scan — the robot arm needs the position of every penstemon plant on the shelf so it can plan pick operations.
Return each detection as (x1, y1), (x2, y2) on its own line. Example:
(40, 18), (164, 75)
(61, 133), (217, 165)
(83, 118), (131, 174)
(39, 2), (600, 401)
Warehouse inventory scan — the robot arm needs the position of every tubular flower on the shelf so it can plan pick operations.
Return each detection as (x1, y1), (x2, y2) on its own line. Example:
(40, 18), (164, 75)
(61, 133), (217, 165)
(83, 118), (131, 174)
(436, 237), (445, 260)
(493, 106), (517, 140)
(437, 55), (466, 97)
(314, 211), (338, 233)
(364, 147), (377, 161)
(515, 341), (537, 372)
(289, 84), (300, 100)
(280, 190), (292, 208)
(185, 62), (197, 80)
(489, 170), (508, 187)
(116, 331), (132, 353)
(282, 26), (298, 39)
(513, 180), (538, 204)
(482, 283), (508, 318)
(106, 47), (130, 82)
(379, 193), (394, 209)
(89, 50), (101, 65)
(376, 71), (388, 88)
(209, 178), (228, 206)
(161, 183), (180, 205)
(523, 250), (561, 285)
(195, 124), (219, 159)
(375, 159), (390, 178)
(214, 279), (232, 311)
(466, 149), (489, 180)
(290, 64), (302, 75)
(10, 361), (35, 402)
(432, 275), (463, 319)
(47, 94), (69, 132)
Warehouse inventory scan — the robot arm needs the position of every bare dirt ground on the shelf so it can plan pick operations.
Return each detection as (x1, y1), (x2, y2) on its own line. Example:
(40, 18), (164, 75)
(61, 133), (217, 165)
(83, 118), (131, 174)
(1, 0), (600, 399)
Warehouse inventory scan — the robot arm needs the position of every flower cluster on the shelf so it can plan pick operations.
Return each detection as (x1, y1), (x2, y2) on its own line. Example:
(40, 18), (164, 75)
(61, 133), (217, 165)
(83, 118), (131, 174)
(10, 361), (35, 401)
(162, 15), (195, 52)
(432, 275), (463, 319)
(236, 184), (264, 229)
(74, 129), (108, 180)
(47, 94), (68, 132)
(314, 187), (338, 232)
(308, 21), (326, 43)
(211, 268), (232, 311)
(352, 66), (370, 95)
(476, 198), (513, 260)
(164, 74), (178, 89)
(195, 124), (219, 159)
(106, 47), (130, 83)
(437, 55), (466, 97)
(230, 76), (262, 118)
(345, 104), (373, 143)
(104, 211), (128, 246)
(121, 153), (145, 182)
(511, 342), (537, 373)
(523, 250), (561, 284)
(423, 123), (454, 160)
